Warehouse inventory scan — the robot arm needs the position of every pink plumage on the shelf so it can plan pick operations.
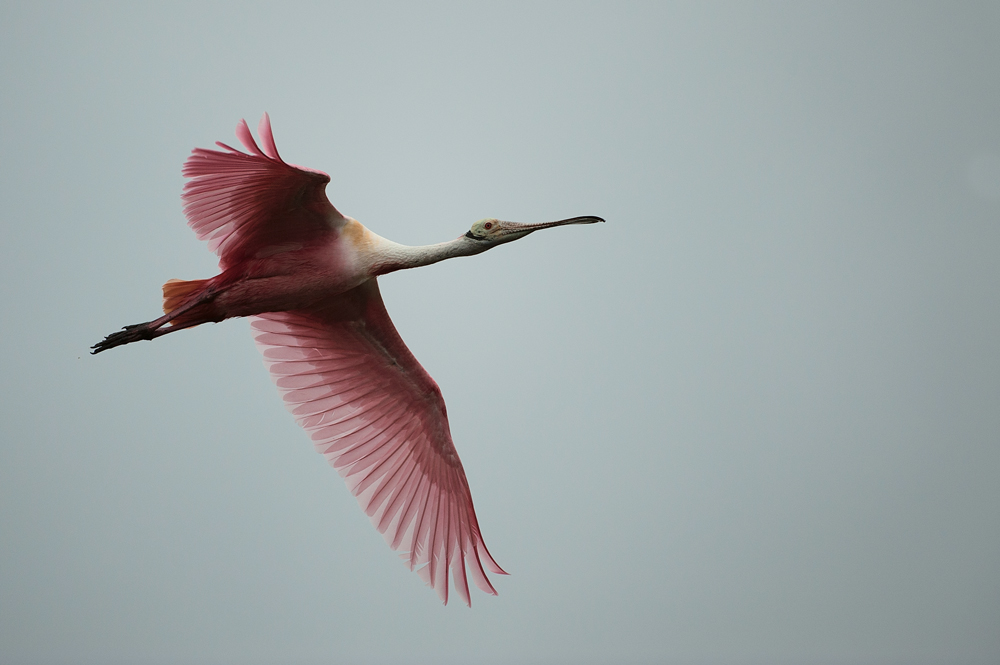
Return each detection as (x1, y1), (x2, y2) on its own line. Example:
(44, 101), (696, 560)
(182, 113), (340, 270)
(93, 114), (604, 606)
(251, 281), (504, 605)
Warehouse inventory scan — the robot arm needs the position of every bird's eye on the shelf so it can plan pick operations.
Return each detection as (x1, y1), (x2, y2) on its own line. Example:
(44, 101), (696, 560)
(484, 222), (493, 230)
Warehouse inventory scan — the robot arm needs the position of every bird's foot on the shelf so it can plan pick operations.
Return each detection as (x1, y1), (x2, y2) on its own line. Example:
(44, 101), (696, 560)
(91, 322), (162, 354)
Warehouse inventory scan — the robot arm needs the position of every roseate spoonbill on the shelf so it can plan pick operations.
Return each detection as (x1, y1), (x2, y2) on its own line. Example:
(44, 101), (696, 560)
(92, 114), (603, 606)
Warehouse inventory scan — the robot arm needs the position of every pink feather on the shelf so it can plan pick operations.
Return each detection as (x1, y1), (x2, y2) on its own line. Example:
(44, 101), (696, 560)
(251, 279), (507, 606)
(181, 117), (342, 271)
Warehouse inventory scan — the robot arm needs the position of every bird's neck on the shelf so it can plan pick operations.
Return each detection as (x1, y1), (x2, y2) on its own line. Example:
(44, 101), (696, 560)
(365, 234), (487, 276)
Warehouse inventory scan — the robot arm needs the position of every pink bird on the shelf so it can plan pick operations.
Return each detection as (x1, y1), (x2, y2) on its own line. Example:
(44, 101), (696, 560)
(93, 114), (603, 606)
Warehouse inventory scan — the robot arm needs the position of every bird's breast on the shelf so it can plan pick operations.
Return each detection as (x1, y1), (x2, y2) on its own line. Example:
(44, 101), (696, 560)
(337, 218), (393, 277)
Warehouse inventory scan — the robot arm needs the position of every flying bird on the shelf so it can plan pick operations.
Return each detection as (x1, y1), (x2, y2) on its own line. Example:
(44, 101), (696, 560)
(92, 114), (604, 606)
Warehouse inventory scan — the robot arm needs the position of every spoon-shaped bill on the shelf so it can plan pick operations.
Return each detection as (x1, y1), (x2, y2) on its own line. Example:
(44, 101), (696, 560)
(498, 216), (605, 235)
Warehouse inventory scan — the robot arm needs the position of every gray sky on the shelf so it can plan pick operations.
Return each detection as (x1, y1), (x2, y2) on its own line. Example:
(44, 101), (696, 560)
(2, 2), (999, 664)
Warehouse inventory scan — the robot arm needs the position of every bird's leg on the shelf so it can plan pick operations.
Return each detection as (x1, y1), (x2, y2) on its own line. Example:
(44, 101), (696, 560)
(90, 316), (197, 353)
(91, 284), (221, 354)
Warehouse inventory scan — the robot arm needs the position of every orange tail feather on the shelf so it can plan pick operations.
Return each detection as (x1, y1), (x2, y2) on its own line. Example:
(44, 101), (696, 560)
(162, 277), (221, 329)
(162, 278), (210, 314)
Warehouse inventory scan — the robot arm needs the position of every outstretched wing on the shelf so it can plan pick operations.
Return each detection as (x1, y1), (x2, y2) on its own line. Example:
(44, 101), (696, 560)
(182, 113), (344, 271)
(250, 279), (507, 606)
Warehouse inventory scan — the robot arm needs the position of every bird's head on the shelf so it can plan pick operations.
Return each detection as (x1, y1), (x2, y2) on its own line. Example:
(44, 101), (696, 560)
(464, 216), (605, 247)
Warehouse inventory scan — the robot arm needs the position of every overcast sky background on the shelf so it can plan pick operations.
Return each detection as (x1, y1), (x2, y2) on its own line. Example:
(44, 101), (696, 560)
(2, 2), (999, 664)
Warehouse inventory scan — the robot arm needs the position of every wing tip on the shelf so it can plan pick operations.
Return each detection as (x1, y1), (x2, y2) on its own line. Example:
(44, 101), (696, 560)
(258, 112), (283, 162)
(235, 117), (266, 157)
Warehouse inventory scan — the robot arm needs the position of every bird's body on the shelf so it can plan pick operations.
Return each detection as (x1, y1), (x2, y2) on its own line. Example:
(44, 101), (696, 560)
(93, 115), (603, 606)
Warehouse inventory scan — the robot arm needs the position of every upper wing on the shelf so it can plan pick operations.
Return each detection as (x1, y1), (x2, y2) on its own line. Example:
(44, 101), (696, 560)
(250, 279), (507, 606)
(182, 114), (344, 271)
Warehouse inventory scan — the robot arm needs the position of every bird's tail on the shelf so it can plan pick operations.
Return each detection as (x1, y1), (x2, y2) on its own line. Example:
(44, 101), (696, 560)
(91, 278), (219, 354)
(162, 278), (212, 326)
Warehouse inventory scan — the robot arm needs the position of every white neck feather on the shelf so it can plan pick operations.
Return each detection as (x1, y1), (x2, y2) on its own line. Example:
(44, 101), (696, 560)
(366, 234), (488, 276)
